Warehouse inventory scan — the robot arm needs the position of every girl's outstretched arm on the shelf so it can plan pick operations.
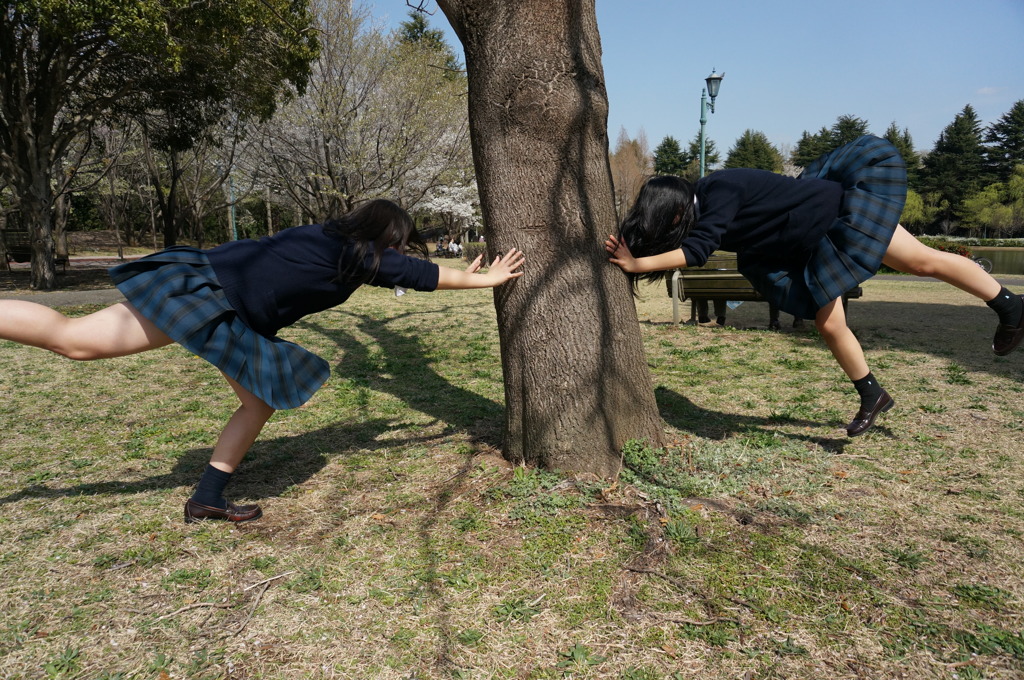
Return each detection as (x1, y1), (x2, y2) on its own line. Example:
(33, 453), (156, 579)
(604, 234), (688, 273)
(436, 247), (526, 290)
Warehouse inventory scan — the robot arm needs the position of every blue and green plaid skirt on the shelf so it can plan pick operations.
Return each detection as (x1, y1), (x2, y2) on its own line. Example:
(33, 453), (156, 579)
(740, 135), (907, 319)
(109, 248), (330, 410)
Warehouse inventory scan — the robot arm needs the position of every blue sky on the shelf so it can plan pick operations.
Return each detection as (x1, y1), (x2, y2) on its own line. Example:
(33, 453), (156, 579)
(364, 0), (1024, 156)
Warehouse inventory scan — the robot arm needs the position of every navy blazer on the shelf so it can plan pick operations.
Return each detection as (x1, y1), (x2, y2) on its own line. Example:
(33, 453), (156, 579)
(682, 168), (844, 269)
(206, 224), (439, 337)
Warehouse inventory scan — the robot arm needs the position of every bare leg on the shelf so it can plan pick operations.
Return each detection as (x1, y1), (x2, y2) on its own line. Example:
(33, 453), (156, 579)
(815, 297), (869, 380)
(183, 374), (274, 522)
(816, 298), (894, 435)
(882, 225), (1001, 300)
(0, 299), (173, 359)
(210, 373), (276, 473)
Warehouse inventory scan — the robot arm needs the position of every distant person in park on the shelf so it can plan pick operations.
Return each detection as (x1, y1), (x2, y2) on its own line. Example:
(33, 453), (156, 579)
(606, 135), (1023, 437)
(0, 200), (525, 523)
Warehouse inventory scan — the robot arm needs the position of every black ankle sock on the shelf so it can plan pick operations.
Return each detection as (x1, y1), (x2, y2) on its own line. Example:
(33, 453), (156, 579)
(190, 464), (231, 509)
(852, 372), (884, 409)
(987, 287), (1022, 327)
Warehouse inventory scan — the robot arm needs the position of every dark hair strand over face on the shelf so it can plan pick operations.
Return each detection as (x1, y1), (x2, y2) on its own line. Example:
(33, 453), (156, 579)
(617, 175), (696, 295)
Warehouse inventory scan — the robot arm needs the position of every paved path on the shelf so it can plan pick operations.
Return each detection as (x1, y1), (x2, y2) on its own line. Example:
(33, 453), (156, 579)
(0, 288), (125, 307)
(1, 257), (127, 307)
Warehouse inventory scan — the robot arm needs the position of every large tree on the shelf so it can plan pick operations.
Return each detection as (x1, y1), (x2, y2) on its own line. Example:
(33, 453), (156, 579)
(609, 127), (650, 220)
(920, 105), (989, 229)
(830, 114), (871, 148)
(986, 99), (1024, 181)
(725, 130), (783, 172)
(791, 116), (872, 170)
(0, 0), (317, 288)
(652, 136), (686, 176)
(255, 2), (471, 220)
(684, 132), (719, 181)
(791, 126), (833, 169)
(435, 0), (665, 477)
(883, 121), (920, 189)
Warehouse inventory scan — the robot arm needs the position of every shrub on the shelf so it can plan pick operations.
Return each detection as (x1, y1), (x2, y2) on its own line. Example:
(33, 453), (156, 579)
(462, 241), (487, 262)
(914, 236), (972, 258)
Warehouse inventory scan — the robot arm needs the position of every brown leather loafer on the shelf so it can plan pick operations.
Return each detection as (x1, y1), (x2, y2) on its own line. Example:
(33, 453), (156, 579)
(846, 390), (894, 437)
(184, 499), (263, 524)
(993, 295), (1024, 356)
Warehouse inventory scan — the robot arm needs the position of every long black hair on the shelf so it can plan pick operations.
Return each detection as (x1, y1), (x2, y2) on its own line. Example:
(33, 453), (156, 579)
(618, 175), (696, 295)
(324, 199), (429, 284)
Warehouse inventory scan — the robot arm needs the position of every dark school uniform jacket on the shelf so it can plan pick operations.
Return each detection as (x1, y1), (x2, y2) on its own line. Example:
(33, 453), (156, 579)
(205, 224), (439, 338)
(681, 168), (845, 271)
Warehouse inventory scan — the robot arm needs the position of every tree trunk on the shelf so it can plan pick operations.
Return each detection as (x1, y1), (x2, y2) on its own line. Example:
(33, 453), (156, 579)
(54, 192), (70, 261)
(24, 172), (58, 290)
(437, 0), (665, 477)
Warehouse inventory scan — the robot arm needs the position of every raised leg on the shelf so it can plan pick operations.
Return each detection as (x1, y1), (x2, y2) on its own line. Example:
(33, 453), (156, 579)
(882, 225), (1001, 300)
(0, 299), (173, 359)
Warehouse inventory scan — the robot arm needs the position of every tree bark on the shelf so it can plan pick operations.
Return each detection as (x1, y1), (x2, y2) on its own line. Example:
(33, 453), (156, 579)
(25, 172), (57, 291)
(437, 0), (665, 477)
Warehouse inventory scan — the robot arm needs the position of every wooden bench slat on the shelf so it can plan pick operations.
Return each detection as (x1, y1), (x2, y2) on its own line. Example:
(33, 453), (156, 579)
(667, 251), (862, 323)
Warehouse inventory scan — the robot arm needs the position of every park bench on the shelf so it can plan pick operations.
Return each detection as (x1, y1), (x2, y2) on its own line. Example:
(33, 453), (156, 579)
(2, 229), (69, 272)
(668, 251), (861, 325)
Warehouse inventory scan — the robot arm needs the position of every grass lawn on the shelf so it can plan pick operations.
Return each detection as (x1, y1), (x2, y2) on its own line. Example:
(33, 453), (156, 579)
(1, 268), (1022, 679)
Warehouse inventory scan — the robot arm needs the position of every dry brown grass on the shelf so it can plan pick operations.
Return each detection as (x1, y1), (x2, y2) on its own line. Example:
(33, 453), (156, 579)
(1, 272), (1022, 679)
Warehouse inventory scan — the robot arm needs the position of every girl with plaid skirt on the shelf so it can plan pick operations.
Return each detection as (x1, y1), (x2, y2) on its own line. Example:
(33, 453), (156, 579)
(606, 135), (1023, 437)
(0, 199), (524, 523)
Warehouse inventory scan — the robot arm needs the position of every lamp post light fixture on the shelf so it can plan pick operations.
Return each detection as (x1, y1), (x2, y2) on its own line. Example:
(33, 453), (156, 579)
(698, 68), (724, 178)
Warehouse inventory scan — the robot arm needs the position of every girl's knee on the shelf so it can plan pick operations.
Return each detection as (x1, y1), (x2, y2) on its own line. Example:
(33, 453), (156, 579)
(815, 314), (846, 339)
(243, 400), (276, 424)
(49, 341), (103, 361)
(894, 246), (950, 278)
(902, 258), (941, 278)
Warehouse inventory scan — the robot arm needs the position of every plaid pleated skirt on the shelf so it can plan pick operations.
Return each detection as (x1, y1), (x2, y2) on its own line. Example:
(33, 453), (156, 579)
(740, 135), (908, 319)
(109, 248), (330, 410)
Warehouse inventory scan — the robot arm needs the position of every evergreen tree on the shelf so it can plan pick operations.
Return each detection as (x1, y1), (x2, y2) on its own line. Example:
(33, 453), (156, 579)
(725, 130), (783, 172)
(791, 116), (872, 169)
(884, 121), (920, 189)
(685, 132), (720, 180)
(920, 105), (988, 229)
(652, 136), (687, 176)
(985, 99), (1024, 181)
(399, 10), (463, 77)
(830, 114), (871, 147)
(791, 127), (832, 168)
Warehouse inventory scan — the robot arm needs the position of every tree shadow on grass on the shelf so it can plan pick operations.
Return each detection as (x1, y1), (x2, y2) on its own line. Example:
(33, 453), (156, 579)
(845, 299), (1023, 380)
(0, 305), (507, 507)
(0, 417), (410, 506)
(653, 296), (1023, 381)
(654, 386), (858, 453)
(307, 305), (505, 440)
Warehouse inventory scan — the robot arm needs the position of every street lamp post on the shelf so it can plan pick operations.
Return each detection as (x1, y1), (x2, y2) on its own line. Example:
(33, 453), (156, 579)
(698, 69), (724, 178)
